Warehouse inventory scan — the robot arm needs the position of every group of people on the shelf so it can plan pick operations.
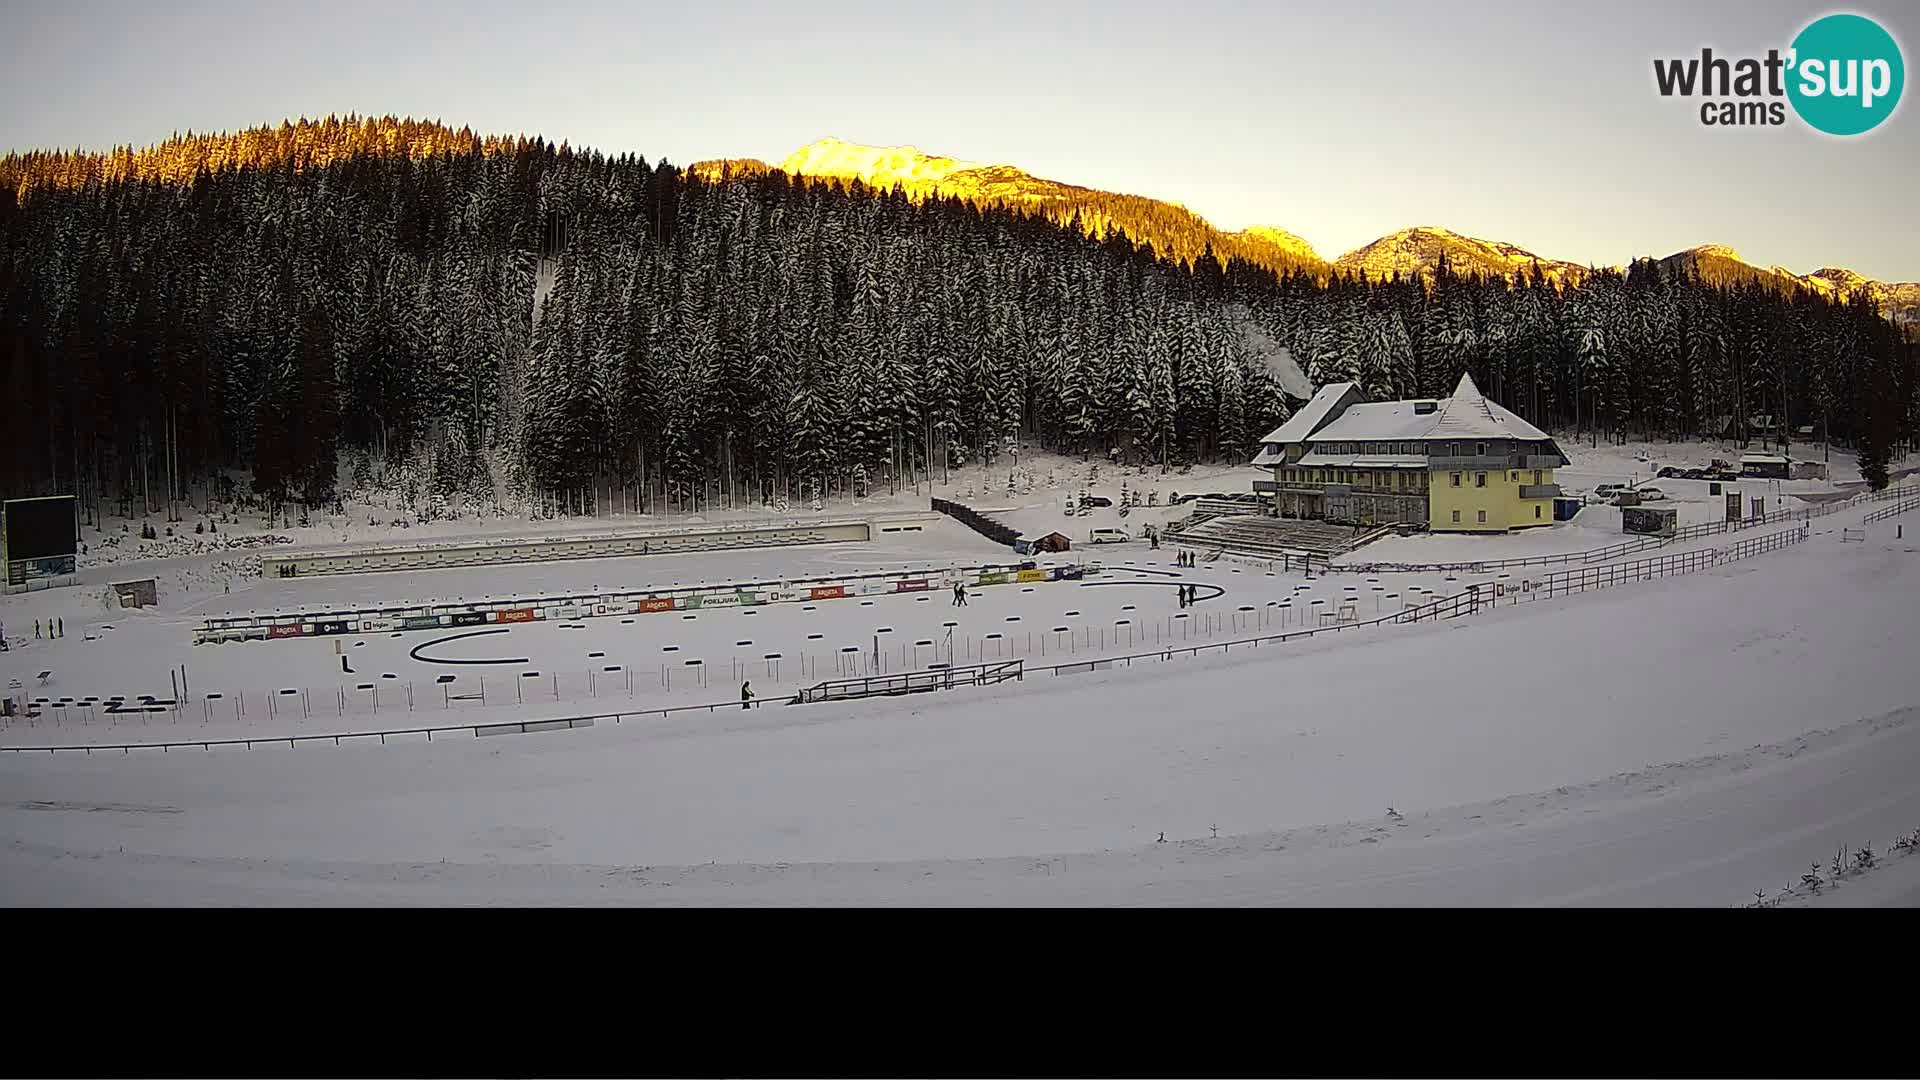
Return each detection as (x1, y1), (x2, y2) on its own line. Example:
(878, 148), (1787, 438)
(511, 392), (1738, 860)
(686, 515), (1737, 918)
(1174, 550), (1197, 568)
(951, 582), (969, 606)
(33, 618), (64, 639)
(1176, 583), (1200, 608)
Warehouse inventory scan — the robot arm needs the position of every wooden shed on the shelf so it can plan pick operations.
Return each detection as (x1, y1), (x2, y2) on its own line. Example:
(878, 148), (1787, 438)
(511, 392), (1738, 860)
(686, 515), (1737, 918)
(1015, 531), (1072, 554)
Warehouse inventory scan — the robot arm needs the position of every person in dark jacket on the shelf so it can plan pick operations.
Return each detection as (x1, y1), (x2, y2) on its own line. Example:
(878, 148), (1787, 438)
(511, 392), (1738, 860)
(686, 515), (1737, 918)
(741, 681), (754, 710)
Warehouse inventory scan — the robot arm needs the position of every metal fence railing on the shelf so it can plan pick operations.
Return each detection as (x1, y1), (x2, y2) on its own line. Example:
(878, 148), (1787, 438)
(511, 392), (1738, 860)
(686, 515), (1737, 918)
(0, 694), (807, 755)
(1498, 525), (1807, 604)
(1329, 483), (1914, 576)
(1862, 496), (1920, 524)
(794, 659), (1024, 703)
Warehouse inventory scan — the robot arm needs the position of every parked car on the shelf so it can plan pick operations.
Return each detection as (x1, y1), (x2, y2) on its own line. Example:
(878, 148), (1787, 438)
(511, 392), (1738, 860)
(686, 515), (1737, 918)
(1681, 468), (1707, 480)
(1657, 467), (1683, 479)
(1593, 483), (1628, 500)
(1635, 487), (1669, 501)
(1087, 527), (1131, 544)
(1081, 495), (1114, 508)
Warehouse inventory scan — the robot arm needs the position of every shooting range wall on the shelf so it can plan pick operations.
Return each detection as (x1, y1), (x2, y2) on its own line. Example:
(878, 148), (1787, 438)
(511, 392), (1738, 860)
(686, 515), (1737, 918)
(257, 512), (940, 579)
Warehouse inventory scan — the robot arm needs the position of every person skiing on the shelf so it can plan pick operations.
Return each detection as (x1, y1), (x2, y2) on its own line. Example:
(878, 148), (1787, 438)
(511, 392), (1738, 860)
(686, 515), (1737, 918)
(741, 681), (754, 710)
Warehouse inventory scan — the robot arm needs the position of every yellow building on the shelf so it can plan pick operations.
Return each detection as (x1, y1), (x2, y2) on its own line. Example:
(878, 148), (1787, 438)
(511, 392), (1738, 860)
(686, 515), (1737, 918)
(1250, 373), (1567, 532)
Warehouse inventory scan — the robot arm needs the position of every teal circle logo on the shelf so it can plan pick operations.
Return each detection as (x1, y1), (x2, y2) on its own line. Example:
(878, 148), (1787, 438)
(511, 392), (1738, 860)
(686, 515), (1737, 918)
(1787, 13), (1904, 135)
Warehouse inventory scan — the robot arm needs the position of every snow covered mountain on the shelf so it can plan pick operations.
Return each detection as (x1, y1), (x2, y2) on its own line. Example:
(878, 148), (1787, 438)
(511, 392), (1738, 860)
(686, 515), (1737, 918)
(1334, 226), (1589, 285)
(691, 137), (1326, 276)
(1660, 245), (1920, 320)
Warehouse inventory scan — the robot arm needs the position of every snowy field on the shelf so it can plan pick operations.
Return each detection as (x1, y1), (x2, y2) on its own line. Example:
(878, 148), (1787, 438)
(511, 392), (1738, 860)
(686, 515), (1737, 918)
(1, 518), (1471, 744)
(3, 488), (1918, 904)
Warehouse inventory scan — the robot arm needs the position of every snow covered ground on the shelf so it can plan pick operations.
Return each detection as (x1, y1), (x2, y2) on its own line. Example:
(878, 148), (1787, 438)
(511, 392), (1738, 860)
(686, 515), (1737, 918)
(0, 540), (1467, 744)
(3, 502), (1917, 905)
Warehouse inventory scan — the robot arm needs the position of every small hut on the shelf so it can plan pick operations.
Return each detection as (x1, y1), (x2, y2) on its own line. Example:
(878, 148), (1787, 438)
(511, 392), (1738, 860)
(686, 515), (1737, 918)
(1015, 531), (1072, 554)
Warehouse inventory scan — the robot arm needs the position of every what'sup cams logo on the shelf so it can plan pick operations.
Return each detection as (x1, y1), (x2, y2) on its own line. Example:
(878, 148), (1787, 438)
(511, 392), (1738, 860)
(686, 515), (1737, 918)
(1654, 12), (1904, 134)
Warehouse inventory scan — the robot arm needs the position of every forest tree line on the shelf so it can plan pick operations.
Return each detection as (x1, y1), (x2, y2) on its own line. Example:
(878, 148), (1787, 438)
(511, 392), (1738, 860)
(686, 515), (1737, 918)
(2, 118), (1915, 520)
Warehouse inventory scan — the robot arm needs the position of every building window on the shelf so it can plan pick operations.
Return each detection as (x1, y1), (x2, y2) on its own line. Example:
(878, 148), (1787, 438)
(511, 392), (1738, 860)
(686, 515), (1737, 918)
(1475, 473), (1487, 488)
(1452, 510), (1461, 523)
(1476, 442), (1486, 456)
(1533, 469), (1542, 485)
(1478, 509), (1487, 524)
(1534, 505), (1542, 519)
(1450, 472), (1461, 487)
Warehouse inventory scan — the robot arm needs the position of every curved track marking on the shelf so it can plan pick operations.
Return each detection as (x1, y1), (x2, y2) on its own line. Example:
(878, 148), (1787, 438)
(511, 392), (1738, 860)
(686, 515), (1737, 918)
(408, 628), (531, 666)
(1076, 580), (1224, 603)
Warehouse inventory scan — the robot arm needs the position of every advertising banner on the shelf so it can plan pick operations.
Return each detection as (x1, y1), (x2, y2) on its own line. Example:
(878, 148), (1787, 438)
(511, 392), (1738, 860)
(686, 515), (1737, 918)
(6, 555), (77, 586)
(638, 597), (676, 614)
(1016, 569), (1047, 583)
(894, 579), (929, 592)
(809, 585), (846, 600)
(450, 611), (487, 627)
(701, 592), (740, 608)
(497, 608), (536, 623)
(734, 592), (763, 606)
(976, 572), (1008, 586)
(400, 615), (444, 630)
(267, 623), (306, 639)
(312, 620), (352, 635)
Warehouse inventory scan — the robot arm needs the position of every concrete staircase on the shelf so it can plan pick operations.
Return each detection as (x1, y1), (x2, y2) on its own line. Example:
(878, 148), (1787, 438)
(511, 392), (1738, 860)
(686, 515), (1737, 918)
(1176, 515), (1388, 560)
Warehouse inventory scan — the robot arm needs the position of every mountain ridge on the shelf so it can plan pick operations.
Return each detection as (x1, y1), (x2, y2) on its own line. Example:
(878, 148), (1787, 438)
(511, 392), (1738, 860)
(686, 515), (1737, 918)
(3, 119), (1909, 315)
(695, 137), (1915, 315)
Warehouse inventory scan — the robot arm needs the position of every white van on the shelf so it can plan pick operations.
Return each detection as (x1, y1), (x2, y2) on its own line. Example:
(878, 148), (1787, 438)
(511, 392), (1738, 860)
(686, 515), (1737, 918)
(1087, 528), (1131, 545)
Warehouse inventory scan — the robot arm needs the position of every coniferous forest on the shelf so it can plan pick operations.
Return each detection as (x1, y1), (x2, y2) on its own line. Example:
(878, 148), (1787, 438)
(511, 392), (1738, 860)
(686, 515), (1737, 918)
(3, 117), (1915, 521)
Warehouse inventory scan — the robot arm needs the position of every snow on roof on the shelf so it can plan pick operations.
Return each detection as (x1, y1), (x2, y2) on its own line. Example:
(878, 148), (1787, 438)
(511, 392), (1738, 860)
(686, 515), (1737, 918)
(1308, 373), (1553, 444)
(1250, 445), (1287, 467)
(1257, 382), (1358, 446)
(1740, 453), (1790, 463)
(1311, 400), (1451, 442)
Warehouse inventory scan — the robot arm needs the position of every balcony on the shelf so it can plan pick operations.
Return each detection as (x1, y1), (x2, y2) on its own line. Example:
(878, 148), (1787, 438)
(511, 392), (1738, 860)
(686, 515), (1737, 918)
(1518, 484), (1562, 500)
(1428, 455), (1514, 471)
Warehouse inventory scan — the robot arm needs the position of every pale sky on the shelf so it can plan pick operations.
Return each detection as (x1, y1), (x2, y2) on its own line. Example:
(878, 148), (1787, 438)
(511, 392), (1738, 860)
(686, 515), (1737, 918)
(5, 0), (1917, 280)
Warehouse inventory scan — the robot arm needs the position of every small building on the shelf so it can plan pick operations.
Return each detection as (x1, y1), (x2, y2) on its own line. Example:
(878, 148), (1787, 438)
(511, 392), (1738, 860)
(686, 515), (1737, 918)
(1740, 453), (1791, 479)
(1014, 531), (1071, 554)
(1553, 497), (1583, 521)
(111, 578), (158, 608)
(1789, 460), (1827, 481)
(1621, 506), (1677, 537)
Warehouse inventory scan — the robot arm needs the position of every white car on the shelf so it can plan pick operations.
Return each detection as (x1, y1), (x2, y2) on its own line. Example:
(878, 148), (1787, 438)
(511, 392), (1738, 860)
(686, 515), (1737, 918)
(1635, 487), (1669, 501)
(1087, 528), (1131, 545)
